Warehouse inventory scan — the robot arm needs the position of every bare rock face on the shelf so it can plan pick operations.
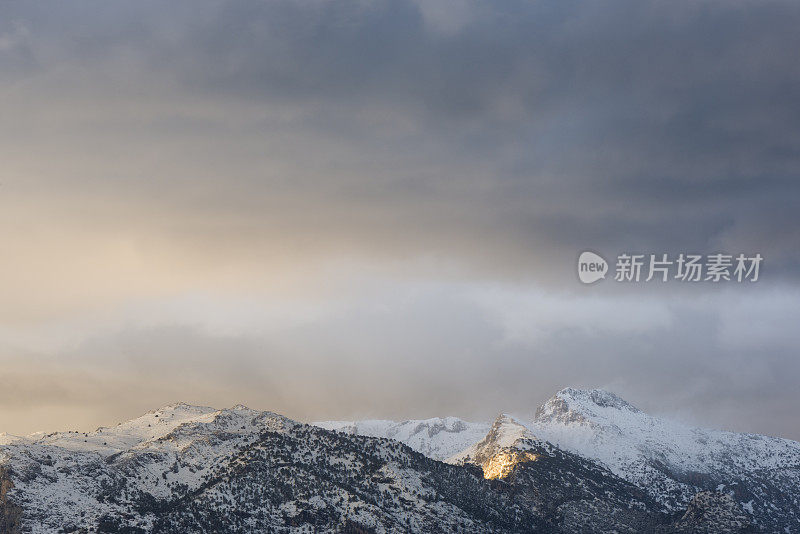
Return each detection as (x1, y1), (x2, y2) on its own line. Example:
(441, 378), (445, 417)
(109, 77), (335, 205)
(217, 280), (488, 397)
(0, 467), (22, 534)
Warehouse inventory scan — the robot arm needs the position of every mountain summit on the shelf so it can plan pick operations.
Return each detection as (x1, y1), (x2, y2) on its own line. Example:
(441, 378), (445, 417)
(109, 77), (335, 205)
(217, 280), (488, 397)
(534, 388), (641, 424)
(527, 388), (800, 532)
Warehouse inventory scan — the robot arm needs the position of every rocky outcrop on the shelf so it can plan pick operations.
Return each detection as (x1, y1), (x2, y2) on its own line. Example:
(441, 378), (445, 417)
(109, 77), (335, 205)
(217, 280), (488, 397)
(670, 492), (757, 534)
(0, 466), (22, 534)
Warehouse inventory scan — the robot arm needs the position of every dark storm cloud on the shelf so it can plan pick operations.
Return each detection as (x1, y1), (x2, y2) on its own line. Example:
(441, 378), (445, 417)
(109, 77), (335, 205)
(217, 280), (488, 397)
(3, 0), (799, 279)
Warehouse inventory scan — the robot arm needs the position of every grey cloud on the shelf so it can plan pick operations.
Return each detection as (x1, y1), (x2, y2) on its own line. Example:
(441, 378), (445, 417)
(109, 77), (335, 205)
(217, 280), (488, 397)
(0, 284), (794, 439)
(2, 0), (796, 264)
(0, 1), (798, 438)
(2, 0), (796, 280)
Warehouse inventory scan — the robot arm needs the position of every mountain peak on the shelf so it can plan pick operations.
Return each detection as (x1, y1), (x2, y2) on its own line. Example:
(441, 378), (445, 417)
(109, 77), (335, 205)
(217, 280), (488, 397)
(557, 388), (640, 412)
(147, 402), (217, 417)
(528, 387), (800, 530)
(535, 388), (639, 425)
(448, 413), (540, 467)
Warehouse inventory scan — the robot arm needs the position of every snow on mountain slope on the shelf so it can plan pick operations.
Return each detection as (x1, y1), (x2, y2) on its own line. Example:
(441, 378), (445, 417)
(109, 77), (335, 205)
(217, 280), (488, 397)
(447, 413), (672, 533)
(0, 405), (553, 533)
(0, 404), (293, 532)
(0, 433), (22, 446)
(27, 402), (219, 455)
(2, 399), (780, 533)
(2, 392), (797, 532)
(323, 389), (799, 532)
(527, 388), (800, 532)
(314, 417), (489, 461)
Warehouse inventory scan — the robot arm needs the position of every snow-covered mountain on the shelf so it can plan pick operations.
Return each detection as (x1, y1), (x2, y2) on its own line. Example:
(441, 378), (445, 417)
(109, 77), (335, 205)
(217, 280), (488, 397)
(448, 413), (670, 533)
(2, 403), (555, 533)
(529, 388), (800, 533)
(314, 417), (489, 461)
(0, 404), (293, 532)
(322, 388), (799, 533)
(0, 389), (794, 532)
(0, 403), (679, 533)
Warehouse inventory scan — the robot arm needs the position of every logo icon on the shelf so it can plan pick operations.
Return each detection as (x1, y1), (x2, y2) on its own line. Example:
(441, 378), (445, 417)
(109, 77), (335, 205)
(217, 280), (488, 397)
(578, 251), (608, 284)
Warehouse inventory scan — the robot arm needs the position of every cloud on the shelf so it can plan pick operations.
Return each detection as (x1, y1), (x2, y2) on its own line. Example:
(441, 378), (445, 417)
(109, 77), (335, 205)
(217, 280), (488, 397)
(1, 277), (798, 439)
(0, 0), (798, 438)
(2, 1), (799, 282)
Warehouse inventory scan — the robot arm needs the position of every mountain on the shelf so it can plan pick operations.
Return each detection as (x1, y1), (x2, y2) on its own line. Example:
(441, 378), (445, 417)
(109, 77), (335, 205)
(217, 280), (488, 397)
(448, 414), (670, 533)
(1, 404), (546, 533)
(321, 388), (797, 533)
(0, 390), (793, 533)
(0, 402), (671, 533)
(529, 388), (800, 532)
(313, 418), (489, 461)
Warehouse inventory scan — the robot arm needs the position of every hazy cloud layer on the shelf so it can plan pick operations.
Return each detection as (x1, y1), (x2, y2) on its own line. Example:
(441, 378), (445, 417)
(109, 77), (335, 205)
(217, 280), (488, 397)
(0, 1), (798, 437)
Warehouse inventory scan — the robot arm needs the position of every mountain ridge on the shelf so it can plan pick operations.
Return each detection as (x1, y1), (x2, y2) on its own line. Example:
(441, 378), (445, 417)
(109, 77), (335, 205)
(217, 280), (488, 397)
(0, 388), (794, 532)
(321, 387), (799, 533)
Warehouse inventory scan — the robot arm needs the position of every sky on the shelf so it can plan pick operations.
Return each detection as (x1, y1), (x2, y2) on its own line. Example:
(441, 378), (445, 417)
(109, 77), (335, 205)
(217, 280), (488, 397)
(1, 0), (799, 439)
